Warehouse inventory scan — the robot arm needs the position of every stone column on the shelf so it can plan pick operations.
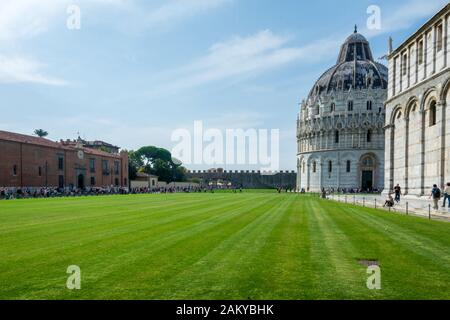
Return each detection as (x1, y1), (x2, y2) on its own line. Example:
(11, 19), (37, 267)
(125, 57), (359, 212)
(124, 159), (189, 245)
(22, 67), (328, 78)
(419, 109), (426, 196)
(439, 100), (446, 188)
(404, 117), (409, 194)
(382, 124), (395, 195)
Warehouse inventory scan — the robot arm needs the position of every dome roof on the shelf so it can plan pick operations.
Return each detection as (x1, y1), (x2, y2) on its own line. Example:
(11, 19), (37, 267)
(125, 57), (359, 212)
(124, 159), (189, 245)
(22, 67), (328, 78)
(308, 28), (388, 100)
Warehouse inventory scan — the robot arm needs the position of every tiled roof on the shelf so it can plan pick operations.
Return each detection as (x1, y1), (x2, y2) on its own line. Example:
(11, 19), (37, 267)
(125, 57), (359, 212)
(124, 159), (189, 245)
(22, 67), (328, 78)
(0, 130), (67, 149)
(0, 130), (123, 159)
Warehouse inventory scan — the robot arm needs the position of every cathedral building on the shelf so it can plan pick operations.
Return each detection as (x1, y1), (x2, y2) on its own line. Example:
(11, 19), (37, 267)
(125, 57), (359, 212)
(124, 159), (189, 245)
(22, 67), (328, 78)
(297, 28), (388, 192)
(384, 4), (450, 197)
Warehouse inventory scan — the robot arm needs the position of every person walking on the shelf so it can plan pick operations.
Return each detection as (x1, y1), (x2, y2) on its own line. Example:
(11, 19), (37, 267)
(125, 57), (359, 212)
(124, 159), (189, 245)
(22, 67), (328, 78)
(442, 182), (450, 208)
(394, 184), (402, 203)
(430, 184), (442, 211)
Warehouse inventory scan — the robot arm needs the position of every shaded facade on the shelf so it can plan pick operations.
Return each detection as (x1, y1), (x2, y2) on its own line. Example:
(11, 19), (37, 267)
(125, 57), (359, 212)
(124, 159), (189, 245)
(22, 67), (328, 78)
(0, 130), (128, 189)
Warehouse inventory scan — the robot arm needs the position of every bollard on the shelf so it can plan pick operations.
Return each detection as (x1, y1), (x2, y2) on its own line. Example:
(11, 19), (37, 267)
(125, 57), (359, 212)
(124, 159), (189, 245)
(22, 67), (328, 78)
(429, 204), (431, 220)
(353, 195), (356, 205)
(363, 197), (365, 207)
(375, 198), (377, 209)
(345, 195), (347, 204)
(406, 202), (408, 215)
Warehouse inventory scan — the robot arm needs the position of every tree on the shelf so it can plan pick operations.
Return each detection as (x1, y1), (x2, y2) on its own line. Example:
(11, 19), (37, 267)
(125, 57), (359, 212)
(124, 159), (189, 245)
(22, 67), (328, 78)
(34, 129), (48, 138)
(128, 146), (187, 182)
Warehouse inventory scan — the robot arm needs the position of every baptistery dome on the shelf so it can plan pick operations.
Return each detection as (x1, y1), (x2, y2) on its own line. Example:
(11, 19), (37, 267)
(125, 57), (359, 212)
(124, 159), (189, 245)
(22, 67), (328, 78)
(296, 28), (387, 193)
(308, 30), (388, 101)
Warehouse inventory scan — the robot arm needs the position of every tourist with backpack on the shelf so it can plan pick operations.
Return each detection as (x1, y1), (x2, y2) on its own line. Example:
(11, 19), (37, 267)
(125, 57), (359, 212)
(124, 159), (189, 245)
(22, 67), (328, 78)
(430, 184), (442, 210)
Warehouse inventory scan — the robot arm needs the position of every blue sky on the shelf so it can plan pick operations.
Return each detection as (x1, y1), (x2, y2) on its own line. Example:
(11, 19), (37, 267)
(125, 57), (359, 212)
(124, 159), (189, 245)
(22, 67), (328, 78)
(0, 0), (448, 170)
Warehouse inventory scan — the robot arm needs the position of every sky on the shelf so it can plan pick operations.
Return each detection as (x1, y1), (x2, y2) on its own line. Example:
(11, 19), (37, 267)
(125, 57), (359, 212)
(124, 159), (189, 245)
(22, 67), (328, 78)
(0, 0), (448, 171)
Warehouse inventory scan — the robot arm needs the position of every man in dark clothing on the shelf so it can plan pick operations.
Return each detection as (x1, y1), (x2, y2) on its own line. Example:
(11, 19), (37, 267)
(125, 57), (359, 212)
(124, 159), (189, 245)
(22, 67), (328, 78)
(394, 184), (401, 203)
(430, 184), (442, 210)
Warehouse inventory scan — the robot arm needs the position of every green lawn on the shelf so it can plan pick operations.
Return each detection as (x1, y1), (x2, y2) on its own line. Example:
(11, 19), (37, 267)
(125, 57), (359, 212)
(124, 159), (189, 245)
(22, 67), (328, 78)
(0, 191), (449, 300)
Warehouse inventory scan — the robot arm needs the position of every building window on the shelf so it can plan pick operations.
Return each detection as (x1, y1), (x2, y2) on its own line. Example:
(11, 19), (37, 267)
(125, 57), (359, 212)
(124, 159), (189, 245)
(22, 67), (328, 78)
(346, 160), (351, 173)
(58, 175), (64, 189)
(330, 103), (335, 112)
(367, 130), (372, 143)
(335, 130), (340, 144)
(402, 53), (407, 76)
(115, 178), (119, 186)
(58, 156), (64, 170)
(102, 160), (109, 175)
(367, 100), (372, 111)
(418, 40), (424, 64)
(429, 101), (437, 127)
(90, 177), (96, 186)
(38, 166), (42, 177)
(90, 159), (96, 173)
(328, 161), (332, 173)
(152, 180), (156, 186)
(348, 101), (353, 111)
(313, 162), (317, 173)
(114, 161), (120, 175)
(437, 24), (443, 52)
(13, 165), (17, 176)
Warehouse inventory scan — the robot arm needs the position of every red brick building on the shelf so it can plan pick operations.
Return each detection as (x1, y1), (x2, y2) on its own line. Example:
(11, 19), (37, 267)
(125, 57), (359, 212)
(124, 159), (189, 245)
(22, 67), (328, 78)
(0, 130), (129, 189)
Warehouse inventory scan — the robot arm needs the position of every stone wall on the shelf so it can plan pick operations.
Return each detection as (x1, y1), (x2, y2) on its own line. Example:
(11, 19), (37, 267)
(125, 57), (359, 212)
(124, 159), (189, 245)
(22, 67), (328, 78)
(186, 170), (297, 189)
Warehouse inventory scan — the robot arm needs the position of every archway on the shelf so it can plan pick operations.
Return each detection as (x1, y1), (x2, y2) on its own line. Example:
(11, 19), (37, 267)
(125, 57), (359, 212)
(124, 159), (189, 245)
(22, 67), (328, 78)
(360, 154), (376, 191)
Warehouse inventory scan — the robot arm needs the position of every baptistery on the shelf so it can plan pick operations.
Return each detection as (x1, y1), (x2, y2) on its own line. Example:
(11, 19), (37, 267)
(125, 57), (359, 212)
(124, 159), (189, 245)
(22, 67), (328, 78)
(297, 28), (387, 192)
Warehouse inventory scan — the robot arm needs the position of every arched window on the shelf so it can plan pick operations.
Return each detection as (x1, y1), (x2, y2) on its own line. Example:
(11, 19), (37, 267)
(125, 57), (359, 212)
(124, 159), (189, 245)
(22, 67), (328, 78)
(348, 100), (353, 111)
(362, 156), (374, 167)
(367, 100), (372, 111)
(346, 160), (351, 173)
(313, 161), (317, 173)
(429, 101), (437, 127)
(328, 161), (332, 173)
(367, 130), (372, 143)
(330, 103), (335, 112)
(335, 130), (339, 144)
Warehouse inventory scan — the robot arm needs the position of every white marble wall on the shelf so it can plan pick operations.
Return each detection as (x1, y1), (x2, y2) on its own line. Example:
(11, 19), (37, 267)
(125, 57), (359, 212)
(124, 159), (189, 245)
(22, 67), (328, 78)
(385, 5), (450, 197)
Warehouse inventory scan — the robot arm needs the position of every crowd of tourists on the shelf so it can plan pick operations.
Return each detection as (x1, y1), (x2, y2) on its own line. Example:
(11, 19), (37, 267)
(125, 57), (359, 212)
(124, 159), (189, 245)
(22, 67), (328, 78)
(383, 183), (450, 212)
(0, 186), (130, 200)
(0, 185), (210, 200)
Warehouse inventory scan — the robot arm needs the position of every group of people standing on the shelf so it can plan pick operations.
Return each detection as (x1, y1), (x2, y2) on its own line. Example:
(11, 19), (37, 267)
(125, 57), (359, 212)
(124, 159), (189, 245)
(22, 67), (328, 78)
(384, 183), (450, 211)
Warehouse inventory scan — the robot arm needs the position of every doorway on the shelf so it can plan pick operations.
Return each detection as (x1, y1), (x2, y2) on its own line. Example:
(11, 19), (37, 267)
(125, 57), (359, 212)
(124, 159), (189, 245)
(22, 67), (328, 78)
(77, 174), (85, 189)
(361, 170), (373, 191)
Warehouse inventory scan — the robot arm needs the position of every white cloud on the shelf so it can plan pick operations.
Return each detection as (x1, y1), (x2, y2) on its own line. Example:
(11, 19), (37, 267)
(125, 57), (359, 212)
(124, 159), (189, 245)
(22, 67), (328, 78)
(0, 55), (67, 86)
(0, 0), (129, 86)
(0, 0), (66, 41)
(149, 30), (340, 96)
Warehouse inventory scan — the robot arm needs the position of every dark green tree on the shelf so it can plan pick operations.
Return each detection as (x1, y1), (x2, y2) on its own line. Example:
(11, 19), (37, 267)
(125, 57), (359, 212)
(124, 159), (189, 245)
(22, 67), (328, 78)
(128, 146), (187, 182)
(34, 129), (48, 138)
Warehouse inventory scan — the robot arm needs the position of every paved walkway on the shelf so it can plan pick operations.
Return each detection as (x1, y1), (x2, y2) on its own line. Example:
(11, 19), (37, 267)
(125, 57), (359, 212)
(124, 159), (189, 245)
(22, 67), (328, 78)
(327, 194), (450, 222)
